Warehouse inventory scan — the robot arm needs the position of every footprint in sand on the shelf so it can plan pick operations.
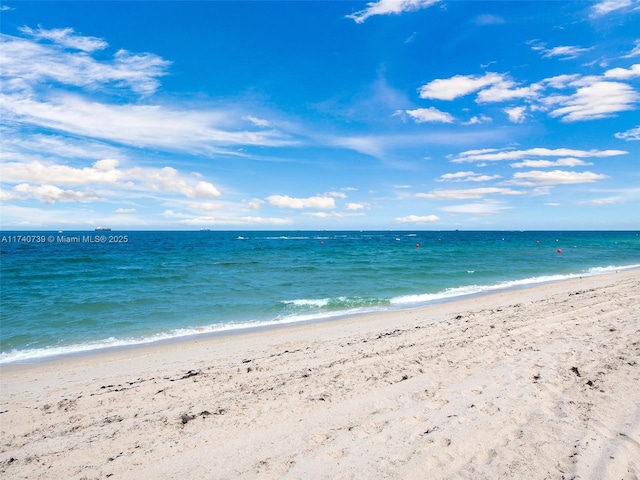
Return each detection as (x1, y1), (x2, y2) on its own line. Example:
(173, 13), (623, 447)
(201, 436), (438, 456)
(476, 448), (497, 465)
(310, 433), (331, 444)
(360, 420), (388, 437)
(319, 448), (349, 459)
(370, 433), (392, 445)
(400, 414), (429, 425)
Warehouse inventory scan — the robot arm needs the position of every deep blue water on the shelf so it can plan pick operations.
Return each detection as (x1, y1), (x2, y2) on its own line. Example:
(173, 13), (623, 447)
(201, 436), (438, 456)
(1, 230), (639, 363)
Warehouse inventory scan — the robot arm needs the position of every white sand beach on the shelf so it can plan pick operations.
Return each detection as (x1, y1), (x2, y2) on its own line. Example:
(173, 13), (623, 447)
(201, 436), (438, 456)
(1, 269), (639, 479)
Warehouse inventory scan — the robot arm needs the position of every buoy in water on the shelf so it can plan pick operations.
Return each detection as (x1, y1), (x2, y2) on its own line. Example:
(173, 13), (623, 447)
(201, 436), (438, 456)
(557, 249), (562, 254)
(415, 243), (420, 248)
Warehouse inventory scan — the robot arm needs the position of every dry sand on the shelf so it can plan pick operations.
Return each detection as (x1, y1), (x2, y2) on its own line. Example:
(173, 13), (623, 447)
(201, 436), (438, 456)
(1, 269), (639, 479)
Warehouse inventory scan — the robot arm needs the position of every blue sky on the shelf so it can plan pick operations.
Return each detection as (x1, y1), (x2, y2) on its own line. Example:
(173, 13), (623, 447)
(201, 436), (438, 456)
(1, 0), (639, 230)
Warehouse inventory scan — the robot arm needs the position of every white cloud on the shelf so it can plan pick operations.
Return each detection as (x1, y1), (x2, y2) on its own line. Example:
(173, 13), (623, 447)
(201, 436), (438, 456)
(437, 171), (501, 182)
(265, 194), (336, 210)
(13, 183), (102, 204)
(246, 198), (265, 209)
(146, 168), (221, 198)
(243, 115), (271, 127)
(452, 147), (627, 163)
(510, 158), (593, 168)
(509, 170), (608, 186)
(2, 159), (222, 201)
(18, 26), (108, 52)
(440, 202), (511, 215)
(615, 125), (640, 140)
(395, 214), (440, 223)
(2, 30), (170, 95)
(542, 74), (583, 89)
(476, 81), (541, 103)
(503, 106), (527, 123)
(1, 29), (293, 157)
(417, 187), (523, 200)
(1, 94), (293, 153)
(3, 158), (125, 186)
(0, 188), (19, 201)
(346, 0), (441, 24)
(546, 81), (639, 121)
(0, 133), (121, 163)
(115, 208), (136, 214)
(623, 40), (640, 58)
(415, 65), (638, 124)
(590, 0), (632, 16)
(404, 107), (454, 123)
(345, 202), (367, 210)
(418, 72), (504, 100)
(418, 72), (539, 104)
(462, 114), (492, 125)
(328, 191), (348, 199)
(530, 42), (593, 60)
(604, 64), (640, 80)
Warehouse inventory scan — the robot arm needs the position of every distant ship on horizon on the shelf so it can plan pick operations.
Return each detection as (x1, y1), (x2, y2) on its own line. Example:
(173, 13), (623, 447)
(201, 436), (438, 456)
(95, 227), (111, 231)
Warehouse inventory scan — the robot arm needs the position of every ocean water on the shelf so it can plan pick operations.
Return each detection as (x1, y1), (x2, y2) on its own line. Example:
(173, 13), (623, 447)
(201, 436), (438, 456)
(1, 230), (639, 364)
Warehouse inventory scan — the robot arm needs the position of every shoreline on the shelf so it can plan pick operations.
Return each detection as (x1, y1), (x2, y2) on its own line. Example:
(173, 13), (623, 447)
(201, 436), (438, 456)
(1, 268), (639, 479)
(3, 263), (638, 366)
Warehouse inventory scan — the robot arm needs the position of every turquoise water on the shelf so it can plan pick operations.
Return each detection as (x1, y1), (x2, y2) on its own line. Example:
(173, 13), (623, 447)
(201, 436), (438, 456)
(1, 230), (639, 363)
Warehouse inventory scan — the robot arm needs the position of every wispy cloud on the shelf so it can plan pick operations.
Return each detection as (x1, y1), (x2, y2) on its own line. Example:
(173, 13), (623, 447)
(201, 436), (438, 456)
(622, 40), (640, 58)
(508, 170), (608, 186)
(437, 171), (501, 182)
(614, 125), (640, 140)
(2, 30), (170, 95)
(452, 147), (627, 163)
(346, 0), (441, 24)
(580, 187), (640, 205)
(510, 158), (593, 168)
(2, 94), (295, 153)
(1, 28), (295, 156)
(590, 0), (634, 17)
(473, 14), (505, 26)
(417, 187), (523, 200)
(395, 214), (440, 223)
(19, 26), (108, 52)
(529, 41), (593, 60)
